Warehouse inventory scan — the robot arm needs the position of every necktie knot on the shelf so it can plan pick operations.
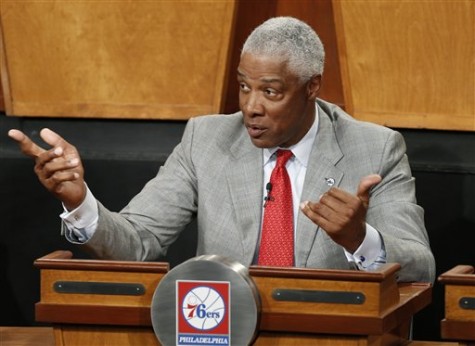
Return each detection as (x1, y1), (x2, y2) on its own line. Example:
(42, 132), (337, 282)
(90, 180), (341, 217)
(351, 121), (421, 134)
(275, 149), (293, 168)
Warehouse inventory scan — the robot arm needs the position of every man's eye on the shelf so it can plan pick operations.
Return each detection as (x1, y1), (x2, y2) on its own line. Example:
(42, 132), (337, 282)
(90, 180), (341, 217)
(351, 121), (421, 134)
(265, 89), (277, 96)
(239, 83), (250, 92)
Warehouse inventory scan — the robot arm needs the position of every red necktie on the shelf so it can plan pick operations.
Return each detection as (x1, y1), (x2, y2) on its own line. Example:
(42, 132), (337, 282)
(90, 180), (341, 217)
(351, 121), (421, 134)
(258, 149), (294, 267)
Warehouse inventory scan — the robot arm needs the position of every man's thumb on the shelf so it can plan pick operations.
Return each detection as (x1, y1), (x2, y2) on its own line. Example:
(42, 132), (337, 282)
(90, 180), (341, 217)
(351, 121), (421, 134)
(357, 174), (382, 205)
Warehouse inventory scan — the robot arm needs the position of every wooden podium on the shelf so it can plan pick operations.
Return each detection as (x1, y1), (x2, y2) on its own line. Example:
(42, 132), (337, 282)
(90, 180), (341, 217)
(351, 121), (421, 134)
(34, 251), (168, 345)
(438, 265), (475, 343)
(34, 251), (432, 346)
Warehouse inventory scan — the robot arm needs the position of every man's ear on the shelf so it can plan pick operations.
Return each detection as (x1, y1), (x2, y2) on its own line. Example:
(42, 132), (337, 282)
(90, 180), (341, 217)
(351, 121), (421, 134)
(307, 74), (322, 100)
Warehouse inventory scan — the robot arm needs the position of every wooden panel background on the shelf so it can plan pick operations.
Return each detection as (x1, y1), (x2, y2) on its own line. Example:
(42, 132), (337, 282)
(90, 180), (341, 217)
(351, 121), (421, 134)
(333, 0), (475, 131)
(0, 0), (236, 120)
(1, 0), (473, 131)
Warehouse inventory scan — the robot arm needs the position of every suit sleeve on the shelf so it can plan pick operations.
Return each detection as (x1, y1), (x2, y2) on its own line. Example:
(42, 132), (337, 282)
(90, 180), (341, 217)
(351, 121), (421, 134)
(78, 118), (199, 261)
(367, 131), (435, 283)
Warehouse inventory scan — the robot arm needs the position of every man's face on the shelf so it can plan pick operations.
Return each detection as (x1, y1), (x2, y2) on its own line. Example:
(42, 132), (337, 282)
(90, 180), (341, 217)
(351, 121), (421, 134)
(237, 53), (320, 148)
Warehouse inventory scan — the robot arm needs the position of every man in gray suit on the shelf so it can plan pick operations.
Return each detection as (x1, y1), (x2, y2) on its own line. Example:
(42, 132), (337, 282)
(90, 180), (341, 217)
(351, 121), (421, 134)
(8, 17), (435, 283)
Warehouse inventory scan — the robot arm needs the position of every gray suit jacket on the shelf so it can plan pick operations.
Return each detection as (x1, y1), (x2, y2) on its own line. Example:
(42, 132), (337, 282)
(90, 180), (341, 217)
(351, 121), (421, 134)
(83, 99), (435, 282)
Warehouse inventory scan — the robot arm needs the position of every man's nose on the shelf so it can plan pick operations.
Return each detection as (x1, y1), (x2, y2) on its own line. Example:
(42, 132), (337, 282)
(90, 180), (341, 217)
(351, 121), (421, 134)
(243, 93), (264, 116)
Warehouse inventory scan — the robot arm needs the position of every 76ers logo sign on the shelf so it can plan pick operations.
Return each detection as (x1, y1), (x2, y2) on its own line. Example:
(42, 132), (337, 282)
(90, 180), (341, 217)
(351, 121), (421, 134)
(177, 280), (230, 345)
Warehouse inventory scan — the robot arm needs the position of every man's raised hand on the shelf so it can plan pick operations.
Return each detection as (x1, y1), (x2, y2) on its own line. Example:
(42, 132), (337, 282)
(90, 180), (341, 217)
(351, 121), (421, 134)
(8, 128), (86, 210)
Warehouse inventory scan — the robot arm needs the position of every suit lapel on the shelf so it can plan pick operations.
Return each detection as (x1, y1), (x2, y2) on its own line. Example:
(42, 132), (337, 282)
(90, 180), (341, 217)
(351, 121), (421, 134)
(295, 105), (346, 267)
(224, 127), (263, 265)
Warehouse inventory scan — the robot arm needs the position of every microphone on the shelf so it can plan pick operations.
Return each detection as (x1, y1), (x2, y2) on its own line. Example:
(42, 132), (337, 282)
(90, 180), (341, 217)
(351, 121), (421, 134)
(264, 182), (273, 207)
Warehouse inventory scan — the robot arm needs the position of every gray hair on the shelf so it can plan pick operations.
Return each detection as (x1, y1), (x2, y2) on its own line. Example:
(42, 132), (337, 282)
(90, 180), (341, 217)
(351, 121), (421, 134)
(241, 17), (325, 81)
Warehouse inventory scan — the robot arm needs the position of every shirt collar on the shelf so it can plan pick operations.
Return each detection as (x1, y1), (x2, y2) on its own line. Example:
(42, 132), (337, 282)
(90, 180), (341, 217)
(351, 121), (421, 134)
(263, 104), (319, 167)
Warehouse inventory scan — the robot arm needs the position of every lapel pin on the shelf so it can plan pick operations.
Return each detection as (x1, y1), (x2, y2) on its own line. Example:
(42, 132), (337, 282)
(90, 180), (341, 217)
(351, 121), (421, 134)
(324, 177), (335, 186)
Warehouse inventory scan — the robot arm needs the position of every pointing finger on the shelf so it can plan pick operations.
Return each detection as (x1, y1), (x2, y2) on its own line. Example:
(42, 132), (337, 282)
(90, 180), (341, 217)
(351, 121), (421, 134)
(39, 128), (68, 149)
(8, 129), (46, 158)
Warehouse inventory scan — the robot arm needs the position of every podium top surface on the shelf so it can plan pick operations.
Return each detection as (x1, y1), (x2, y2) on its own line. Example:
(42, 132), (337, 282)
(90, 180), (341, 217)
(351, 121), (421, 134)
(34, 250), (169, 273)
(250, 263), (401, 282)
(438, 265), (475, 286)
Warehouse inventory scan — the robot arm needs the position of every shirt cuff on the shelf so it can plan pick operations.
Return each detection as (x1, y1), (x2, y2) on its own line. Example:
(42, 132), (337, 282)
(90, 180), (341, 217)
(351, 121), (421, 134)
(60, 185), (98, 243)
(344, 224), (386, 270)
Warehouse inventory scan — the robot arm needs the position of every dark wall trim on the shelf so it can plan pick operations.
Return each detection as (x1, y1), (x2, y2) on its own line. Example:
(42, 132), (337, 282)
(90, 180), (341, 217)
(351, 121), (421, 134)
(3, 115), (474, 174)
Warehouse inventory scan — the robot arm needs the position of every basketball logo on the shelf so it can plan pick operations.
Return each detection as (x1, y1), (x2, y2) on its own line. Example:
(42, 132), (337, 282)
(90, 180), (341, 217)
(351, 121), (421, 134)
(182, 286), (225, 330)
(176, 280), (231, 345)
